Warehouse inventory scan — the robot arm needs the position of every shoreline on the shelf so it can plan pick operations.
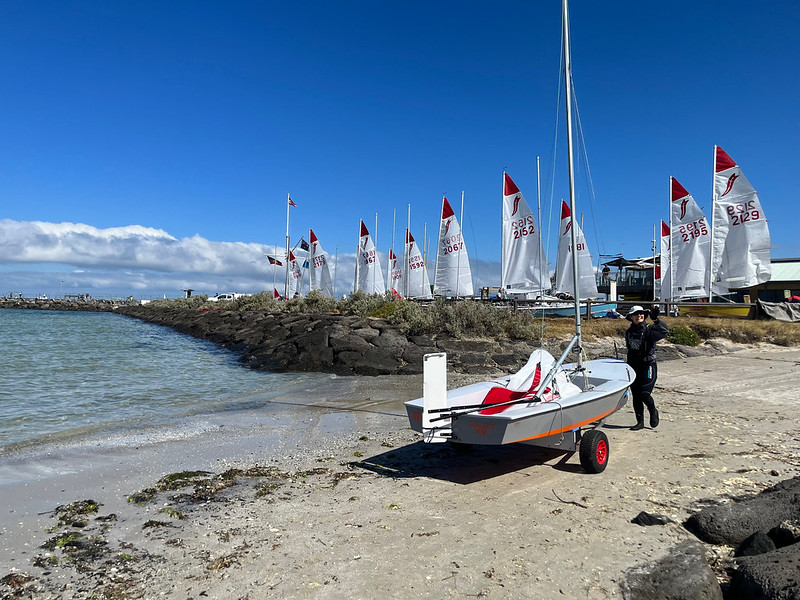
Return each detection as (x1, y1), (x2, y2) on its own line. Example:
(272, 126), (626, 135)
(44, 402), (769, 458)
(2, 346), (800, 598)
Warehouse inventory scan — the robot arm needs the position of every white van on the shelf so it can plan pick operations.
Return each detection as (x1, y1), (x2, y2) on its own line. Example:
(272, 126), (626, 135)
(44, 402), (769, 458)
(207, 292), (251, 302)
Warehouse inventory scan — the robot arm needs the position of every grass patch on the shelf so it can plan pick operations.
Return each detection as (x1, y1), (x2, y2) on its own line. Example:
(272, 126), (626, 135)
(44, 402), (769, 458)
(668, 325), (700, 346)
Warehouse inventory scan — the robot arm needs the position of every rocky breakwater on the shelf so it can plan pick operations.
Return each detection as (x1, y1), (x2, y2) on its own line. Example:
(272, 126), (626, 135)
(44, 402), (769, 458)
(115, 305), (555, 377)
(0, 297), (121, 311)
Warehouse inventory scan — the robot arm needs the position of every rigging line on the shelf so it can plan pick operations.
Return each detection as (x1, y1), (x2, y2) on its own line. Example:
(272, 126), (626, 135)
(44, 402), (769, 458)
(545, 23), (565, 290)
(569, 77), (606, 257)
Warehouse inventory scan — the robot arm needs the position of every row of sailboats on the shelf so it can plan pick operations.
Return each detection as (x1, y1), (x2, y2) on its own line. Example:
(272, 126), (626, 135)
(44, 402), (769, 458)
(354, 196), (474, 299)
(283, 177), (605, 306)
(658, 145), (770, 313)
(281, 194), (475, 300)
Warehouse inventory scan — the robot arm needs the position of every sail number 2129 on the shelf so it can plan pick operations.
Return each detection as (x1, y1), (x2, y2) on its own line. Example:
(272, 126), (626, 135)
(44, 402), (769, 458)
(726, 200), (760, 226)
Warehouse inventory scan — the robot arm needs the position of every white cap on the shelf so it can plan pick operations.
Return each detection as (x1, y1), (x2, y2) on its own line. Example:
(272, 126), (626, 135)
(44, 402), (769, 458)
(626, 305), (647, 320)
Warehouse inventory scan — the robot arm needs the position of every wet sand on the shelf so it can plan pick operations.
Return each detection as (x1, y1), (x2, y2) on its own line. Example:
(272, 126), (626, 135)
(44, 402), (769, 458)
(2, 343), (799, 599)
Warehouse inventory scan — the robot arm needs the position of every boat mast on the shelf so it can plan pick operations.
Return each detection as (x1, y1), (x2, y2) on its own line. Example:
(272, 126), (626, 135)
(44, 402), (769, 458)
(500, 172), (505, 293)
(708, 145), (717, 302)
(406, 204), (411, 297)
(562, 0), (583, 361)
(388, 208), (395, 294)
(285, 193), (291, 298)
(354, 221), (360, 295)
(536, 156), (544, 297)
(652, 224), (657, 301)
(669, 178), (674, 302)
(458, 190), (465, 298)
(433, 197), (443, 296)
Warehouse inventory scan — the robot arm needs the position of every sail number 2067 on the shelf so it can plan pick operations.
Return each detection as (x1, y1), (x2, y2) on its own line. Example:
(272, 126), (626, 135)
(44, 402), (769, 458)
(441, 233), (464, 255)
(726, 200), (760, 226)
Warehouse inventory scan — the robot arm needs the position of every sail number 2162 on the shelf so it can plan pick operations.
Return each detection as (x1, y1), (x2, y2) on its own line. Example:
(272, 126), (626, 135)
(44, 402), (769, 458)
(726, 200), (760, 226)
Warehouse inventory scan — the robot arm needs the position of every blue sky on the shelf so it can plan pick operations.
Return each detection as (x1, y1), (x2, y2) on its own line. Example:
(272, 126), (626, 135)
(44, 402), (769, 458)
(1, 1), (798, 298)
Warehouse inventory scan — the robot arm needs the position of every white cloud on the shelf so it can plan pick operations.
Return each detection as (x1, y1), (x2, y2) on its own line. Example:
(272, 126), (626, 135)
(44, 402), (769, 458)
(0, 219), (500, 299)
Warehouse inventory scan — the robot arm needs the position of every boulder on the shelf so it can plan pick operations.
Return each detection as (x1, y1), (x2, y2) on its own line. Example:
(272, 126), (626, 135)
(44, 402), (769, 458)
(735, 531), (776, 557)
(684, 477), (800, 546)
(621, 540), (722, 600)
(729, 542), (800, 600)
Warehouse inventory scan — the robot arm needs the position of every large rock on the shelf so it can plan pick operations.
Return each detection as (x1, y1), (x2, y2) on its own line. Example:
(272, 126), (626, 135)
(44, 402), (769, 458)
(684, 477), (800, 546)
(621, 540), (722, 600)
(728, 542), (800, 600)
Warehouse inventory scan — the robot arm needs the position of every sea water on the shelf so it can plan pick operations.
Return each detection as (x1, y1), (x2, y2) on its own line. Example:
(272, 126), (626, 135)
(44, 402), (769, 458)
(0, 308), (329, 456)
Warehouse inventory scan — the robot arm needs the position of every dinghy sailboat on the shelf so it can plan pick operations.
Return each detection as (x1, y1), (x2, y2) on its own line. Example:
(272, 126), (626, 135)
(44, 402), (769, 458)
(433, 196), (474, 298)
(355, 220), (385, 295)
(500, 172), (548, 299)
(405, 0), (635, 473)
(677, 146), (770, 316)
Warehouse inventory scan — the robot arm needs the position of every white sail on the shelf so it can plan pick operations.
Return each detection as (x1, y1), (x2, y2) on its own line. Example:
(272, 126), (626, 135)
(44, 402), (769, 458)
(433, 196), (473, 297)
(501, 172), (548, 295)
(670, 177), (711, 298)
(308, 229), (334, 297)
(287, 250), (303, 298)
(404, 229), (432, 299)
(711, 146), (771, 294)
(555, 200), (598, 300)
(658, 221), (670, 300)
(388, 249), (403, 296)
(355, 220), (385, 295)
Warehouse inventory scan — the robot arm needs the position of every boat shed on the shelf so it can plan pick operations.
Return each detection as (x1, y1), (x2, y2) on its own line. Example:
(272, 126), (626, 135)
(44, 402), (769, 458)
(753, 257), (800, 301)
(596, 255), (800, 303)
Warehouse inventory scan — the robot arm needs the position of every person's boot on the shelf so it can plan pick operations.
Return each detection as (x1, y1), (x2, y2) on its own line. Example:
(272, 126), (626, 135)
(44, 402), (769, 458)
(630, 414), (645, 431)
(650, 408), (659, 428)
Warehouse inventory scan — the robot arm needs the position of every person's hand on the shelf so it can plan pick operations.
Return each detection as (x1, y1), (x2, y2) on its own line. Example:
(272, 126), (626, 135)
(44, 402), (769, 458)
(649, 305), (660, 320)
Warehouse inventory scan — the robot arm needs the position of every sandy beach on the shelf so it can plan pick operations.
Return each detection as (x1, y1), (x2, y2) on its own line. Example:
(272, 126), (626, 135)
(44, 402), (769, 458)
(2, 342), (800, 599)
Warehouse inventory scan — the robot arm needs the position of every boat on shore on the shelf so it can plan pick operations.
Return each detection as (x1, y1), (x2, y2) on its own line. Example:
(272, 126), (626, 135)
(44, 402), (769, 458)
(405, 0), (634, 474)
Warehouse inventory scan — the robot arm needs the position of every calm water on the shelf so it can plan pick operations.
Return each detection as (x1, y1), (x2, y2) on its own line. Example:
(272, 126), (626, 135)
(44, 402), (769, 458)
(0, 309), (324, 454)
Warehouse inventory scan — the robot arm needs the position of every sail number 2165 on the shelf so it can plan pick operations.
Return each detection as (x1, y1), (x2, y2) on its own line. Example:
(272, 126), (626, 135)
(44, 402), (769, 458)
(726, 200), (760, 226)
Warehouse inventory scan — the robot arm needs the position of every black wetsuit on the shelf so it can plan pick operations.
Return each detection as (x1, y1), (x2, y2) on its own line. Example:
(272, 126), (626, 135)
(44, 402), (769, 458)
(625, 318), (669, 426)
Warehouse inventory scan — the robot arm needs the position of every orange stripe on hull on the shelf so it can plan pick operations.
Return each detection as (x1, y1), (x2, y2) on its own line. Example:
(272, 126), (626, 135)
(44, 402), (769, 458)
(507, 405), (619, 444)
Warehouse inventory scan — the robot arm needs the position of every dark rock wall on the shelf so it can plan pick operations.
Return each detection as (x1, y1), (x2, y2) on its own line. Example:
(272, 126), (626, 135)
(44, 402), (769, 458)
(114, 306), (558, 377)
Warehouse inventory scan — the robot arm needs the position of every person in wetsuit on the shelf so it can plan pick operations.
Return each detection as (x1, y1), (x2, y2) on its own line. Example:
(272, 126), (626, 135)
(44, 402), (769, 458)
(625, 305), (669, 430)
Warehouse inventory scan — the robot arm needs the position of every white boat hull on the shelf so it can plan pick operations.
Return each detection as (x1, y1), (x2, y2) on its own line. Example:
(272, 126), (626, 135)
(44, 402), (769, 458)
(405, 358), (634, 446)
